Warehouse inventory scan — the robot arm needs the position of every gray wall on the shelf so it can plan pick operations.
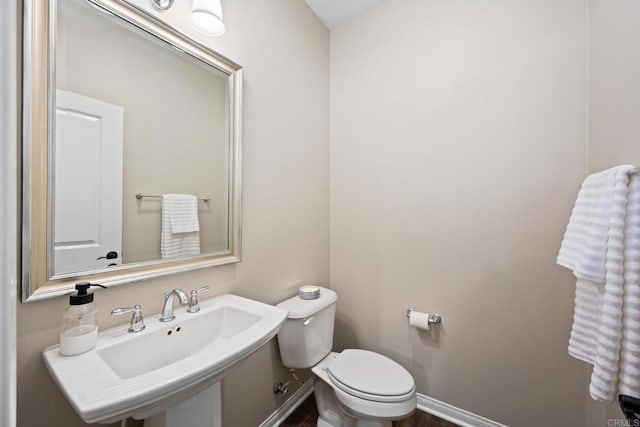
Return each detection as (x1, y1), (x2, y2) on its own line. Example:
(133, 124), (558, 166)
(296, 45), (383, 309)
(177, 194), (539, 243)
(329, 0), (590, 425)
(588, 0), (640, 172)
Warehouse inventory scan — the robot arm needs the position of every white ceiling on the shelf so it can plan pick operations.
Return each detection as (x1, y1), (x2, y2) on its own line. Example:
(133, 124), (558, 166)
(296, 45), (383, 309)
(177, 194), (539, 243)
(304, 0), (391, 29)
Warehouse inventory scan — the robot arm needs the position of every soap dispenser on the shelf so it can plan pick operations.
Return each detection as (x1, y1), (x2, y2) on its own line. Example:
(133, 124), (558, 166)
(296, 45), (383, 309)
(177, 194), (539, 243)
(59, 282), (106, 356)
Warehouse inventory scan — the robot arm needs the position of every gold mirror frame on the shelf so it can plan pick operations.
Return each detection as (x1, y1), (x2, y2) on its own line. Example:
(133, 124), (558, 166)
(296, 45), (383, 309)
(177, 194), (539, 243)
(21, 0), (243, 302)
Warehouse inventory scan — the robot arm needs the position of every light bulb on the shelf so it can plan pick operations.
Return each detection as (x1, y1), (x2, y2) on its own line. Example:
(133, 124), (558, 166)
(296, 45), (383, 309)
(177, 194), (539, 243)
(191, 0), (225, 36)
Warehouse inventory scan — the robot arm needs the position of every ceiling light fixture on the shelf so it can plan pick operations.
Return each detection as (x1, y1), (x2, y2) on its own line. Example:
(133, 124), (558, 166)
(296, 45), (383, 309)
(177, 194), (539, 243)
(150, 0), (226, 36)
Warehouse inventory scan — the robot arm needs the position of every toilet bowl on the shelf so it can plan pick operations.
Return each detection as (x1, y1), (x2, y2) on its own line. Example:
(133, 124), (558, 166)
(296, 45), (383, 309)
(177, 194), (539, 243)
(313, 351), (416, 426)
(276, 287), (416, 427)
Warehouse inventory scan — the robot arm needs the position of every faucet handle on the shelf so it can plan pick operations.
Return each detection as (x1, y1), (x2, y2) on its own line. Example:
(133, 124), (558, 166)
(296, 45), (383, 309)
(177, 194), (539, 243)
(111, 304), (146, 333)
(187, 286), (210, 313)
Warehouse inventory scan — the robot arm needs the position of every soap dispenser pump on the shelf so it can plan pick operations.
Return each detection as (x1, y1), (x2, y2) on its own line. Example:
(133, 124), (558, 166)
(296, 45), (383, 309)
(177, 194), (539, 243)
(59, 282), (106, 356)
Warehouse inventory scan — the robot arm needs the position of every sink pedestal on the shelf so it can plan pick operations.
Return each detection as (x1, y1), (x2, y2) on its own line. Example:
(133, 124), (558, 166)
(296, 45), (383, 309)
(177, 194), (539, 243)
(145, 383), (221, 427)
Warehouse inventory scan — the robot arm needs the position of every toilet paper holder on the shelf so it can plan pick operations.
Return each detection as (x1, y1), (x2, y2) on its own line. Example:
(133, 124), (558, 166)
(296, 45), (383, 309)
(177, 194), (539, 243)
(406, 309), (442, 325)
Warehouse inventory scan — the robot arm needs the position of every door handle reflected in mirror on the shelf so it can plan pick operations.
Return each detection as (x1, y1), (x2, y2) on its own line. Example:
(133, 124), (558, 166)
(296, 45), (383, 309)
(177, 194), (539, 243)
(97, 251), (118, 260)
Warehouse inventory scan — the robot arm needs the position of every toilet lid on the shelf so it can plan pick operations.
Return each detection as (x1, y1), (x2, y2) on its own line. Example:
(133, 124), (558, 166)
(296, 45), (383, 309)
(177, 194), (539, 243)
(328, 349), (415, 402)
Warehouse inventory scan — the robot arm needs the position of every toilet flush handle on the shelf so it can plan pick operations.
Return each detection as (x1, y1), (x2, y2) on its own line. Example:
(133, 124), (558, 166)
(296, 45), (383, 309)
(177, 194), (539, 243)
(303, 316), (314, 326)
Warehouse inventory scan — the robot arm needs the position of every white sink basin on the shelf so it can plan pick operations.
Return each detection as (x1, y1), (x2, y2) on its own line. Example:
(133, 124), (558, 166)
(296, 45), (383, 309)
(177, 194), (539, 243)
(43, 294), (288, 424)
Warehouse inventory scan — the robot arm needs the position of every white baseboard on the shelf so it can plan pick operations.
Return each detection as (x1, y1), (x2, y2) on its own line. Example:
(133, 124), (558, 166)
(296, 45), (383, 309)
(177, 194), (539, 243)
(259, 382), (505, 427)
(259, 378), (315, 427)
(417, 393), (507, 427)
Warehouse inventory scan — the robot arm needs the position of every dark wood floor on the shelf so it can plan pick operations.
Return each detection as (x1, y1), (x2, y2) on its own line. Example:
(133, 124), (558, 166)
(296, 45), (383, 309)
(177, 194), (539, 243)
(281, 394), (459, 427)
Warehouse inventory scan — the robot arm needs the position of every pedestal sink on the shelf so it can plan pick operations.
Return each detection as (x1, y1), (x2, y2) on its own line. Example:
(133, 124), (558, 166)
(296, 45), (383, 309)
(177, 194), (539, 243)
(43, 294), (288, 425)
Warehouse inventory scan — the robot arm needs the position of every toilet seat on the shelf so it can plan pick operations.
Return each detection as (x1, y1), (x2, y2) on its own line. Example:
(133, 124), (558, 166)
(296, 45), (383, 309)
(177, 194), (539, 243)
(328, 349), (415, 403)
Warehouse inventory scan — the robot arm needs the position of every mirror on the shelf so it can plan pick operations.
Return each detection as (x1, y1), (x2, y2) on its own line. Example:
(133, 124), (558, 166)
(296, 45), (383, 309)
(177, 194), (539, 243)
(22, 0), (243, 302)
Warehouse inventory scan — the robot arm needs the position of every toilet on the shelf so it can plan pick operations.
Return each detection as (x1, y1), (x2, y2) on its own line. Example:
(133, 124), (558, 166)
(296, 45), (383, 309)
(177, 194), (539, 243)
(276, 287), (416, 427)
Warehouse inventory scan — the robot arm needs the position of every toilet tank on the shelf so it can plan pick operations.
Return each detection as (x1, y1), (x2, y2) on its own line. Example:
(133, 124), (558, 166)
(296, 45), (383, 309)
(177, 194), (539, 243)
(276, 287), (337, 369)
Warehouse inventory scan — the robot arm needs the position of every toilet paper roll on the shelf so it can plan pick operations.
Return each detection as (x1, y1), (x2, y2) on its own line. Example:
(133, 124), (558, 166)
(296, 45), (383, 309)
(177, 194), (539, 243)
(409, 311), (430, 331)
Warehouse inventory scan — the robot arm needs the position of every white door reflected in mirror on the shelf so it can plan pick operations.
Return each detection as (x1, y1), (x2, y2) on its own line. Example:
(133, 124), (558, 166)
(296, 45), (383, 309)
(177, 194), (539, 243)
(54, 90), (123, 275)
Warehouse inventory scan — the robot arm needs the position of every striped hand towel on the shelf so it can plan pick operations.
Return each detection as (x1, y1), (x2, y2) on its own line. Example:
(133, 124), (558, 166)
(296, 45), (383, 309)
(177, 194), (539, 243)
(558, 165), (640, 402)
(161, 194), (201, 259)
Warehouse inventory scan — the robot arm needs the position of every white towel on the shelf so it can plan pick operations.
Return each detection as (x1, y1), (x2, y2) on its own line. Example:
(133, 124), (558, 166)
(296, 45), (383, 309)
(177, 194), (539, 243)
(161, 194), (200, 259)
(162, 194), (200, 233)
(568, 278), (603, 364)
(558, 165), (640, 402)
(557, 167), (621, 282)
(619, 174), (640, 397)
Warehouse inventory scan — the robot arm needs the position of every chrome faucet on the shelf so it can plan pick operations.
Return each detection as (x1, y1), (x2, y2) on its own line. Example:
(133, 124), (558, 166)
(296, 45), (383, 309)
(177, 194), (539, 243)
(160, 289), (189, 322)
